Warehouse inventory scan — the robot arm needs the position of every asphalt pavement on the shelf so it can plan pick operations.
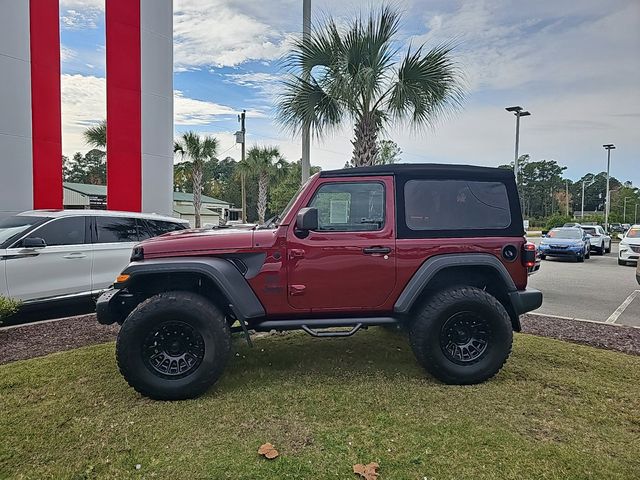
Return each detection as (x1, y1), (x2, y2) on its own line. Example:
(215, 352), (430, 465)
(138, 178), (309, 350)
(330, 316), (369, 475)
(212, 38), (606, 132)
(527, 240), (640, 327)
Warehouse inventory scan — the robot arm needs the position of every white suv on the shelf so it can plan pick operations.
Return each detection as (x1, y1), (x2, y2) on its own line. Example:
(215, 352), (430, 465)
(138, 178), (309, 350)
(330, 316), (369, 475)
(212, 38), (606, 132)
(0, 210), (188, 309)
(618, 225), (640, 266)
(581, 225), (611, 255)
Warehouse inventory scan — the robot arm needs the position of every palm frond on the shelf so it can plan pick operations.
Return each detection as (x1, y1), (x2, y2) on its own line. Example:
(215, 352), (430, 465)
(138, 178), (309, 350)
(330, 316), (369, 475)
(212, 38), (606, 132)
(83, 120), (107, 149)
(387, 43), (465, 129)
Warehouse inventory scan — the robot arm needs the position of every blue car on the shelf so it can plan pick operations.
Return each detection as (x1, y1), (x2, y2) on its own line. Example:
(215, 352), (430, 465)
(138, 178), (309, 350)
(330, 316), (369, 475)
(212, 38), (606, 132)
(539, 227), (591, 262)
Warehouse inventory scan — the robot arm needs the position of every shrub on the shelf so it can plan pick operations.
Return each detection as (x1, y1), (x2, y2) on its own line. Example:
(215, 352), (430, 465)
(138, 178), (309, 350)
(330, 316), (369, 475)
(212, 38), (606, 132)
(0, 296), (21, 324)
(545, 214), (572, 231)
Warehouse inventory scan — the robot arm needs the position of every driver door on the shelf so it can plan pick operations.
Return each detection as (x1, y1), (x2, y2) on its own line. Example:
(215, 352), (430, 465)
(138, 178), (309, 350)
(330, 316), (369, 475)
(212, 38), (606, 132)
(286, 176), (396, 312)
(5, 216), (93, 302)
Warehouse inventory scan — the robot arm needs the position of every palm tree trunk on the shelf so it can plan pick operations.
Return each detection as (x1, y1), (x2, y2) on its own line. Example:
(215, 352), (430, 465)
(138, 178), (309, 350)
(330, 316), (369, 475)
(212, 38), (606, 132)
(192, 162), (203, 228)
(257, 171), (268, 224)
(351, 114), (380, 167)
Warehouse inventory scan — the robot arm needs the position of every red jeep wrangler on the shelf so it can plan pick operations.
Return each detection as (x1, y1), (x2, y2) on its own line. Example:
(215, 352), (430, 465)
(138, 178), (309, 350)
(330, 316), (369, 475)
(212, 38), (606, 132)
(97, 164), (542, 400)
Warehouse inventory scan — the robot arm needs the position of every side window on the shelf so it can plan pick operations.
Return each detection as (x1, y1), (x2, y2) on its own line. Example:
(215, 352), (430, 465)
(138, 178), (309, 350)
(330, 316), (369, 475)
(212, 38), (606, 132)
(96, 217), (139, 243)
(29, 217), (87, 246)
(404, 180), (511, 231)
(136, 219), (153, 240)
(146, 220), (186, 237)
(309, 182), (385, 231)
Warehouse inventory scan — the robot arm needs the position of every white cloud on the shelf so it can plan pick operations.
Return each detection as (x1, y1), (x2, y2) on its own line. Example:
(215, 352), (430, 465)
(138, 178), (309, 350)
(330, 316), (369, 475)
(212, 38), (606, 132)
(61, 74), (262, 155)
(224, 72), (282, 100)
(173, 0), (290, 68)
(60, 7), (101, 30)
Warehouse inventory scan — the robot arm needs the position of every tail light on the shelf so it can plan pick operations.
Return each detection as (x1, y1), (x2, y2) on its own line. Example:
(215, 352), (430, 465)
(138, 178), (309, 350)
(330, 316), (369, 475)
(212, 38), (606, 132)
(522, 242), (536, 268)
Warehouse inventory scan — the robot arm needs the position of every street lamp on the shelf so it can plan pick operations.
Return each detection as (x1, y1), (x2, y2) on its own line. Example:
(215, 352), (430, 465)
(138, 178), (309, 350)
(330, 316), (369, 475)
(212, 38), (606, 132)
(505, 106), (531, 185)
(603, 144), (616, 232)
(581, 174), (596, 220)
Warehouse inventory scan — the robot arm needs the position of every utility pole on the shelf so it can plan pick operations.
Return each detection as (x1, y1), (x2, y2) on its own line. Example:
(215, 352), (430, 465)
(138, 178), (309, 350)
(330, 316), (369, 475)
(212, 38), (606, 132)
(603, 144), (616, 232)
(505, 106), (531, 185)
(237, 110), (247, 222)
(301, 0), (311, 184)
(565, 180), (569, 217)
(635, 203), (638, 224)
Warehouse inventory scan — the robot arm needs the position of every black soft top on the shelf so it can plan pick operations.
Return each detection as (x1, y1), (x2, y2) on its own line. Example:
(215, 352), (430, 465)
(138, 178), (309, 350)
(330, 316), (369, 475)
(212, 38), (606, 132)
(320, 163), (515, 181)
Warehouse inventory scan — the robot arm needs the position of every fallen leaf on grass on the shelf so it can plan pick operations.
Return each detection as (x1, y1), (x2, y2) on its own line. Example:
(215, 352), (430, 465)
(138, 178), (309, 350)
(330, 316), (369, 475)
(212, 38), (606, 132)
(353, 462), (379, 480)
(258, 442), (279, 459)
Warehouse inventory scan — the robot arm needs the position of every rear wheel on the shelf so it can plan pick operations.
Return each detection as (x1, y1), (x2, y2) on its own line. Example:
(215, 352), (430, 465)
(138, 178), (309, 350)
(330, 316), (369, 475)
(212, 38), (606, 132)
(409, 286), (513, 385)
(605, 241), (611, 254)
(116, 291), (231, 400)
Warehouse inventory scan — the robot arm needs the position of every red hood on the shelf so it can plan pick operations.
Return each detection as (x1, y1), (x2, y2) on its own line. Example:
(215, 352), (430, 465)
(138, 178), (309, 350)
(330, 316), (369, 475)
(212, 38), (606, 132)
(141, 227), (255, 257)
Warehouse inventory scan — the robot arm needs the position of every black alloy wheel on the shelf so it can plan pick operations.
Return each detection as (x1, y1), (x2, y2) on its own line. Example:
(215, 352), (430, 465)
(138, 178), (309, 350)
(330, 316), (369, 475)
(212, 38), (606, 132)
(439, 312), (490, 364)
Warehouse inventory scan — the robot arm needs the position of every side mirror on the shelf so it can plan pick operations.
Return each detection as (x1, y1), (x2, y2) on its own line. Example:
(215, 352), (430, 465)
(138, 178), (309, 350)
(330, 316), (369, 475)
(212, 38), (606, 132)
(295, 207), (318, 237)
(22, 237), (46, 249)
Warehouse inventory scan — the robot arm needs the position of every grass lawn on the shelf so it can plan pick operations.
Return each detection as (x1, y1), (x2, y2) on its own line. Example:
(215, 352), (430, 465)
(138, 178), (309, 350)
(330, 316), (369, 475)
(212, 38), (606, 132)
(1, 330), (639, 479)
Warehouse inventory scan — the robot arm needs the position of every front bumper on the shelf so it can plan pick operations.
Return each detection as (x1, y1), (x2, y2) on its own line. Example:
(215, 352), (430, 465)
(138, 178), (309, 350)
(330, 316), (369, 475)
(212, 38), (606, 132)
(618, 246), (639, 263)
(509, 288), (543, 315)
(96, 288), (135, 325)
(539, 245), (583, 257)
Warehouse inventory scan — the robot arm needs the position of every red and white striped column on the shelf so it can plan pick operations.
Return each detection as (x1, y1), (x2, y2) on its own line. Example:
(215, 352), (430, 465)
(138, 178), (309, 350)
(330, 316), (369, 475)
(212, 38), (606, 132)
(0, 0), (63, 217)
(106, 0), (174, 214)
(0, 0), (173, 218)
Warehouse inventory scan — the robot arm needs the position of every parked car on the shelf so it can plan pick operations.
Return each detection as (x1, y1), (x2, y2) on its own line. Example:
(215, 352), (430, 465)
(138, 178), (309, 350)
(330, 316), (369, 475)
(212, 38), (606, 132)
(97, 164), (542, 400)
(563, 222), (582, 228)
(609, 223), (624, 234)
(618, 225), (640, 266)
(538, 227), (591, 262)
(581, 225), (611, 254)
(0, 210), (188, 312)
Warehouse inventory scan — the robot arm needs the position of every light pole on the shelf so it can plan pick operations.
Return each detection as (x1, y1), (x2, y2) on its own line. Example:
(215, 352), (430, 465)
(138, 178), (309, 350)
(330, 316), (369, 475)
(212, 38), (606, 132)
(505, 106), (531, 185)
(301, 0), (311, 184)
(636, 203), (638, 224)
(603, 144), (615, 232)
(581, 174), (595, 220)
(623, 196), (632, 223)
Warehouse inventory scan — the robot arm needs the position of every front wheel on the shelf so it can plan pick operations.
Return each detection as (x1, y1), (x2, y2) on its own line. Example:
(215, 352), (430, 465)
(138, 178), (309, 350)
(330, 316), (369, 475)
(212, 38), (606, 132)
(116, 291), (231, 400)
(409, 287), (513, 385)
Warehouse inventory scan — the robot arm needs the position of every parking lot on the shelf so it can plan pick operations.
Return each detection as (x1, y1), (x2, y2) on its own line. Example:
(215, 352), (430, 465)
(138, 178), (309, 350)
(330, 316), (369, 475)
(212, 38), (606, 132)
(528, 240), (640, 327)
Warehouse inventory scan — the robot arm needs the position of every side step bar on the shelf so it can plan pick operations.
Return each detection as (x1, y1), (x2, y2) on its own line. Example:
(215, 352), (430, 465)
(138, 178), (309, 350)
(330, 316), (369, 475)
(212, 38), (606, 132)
(251, 316), (398, 338)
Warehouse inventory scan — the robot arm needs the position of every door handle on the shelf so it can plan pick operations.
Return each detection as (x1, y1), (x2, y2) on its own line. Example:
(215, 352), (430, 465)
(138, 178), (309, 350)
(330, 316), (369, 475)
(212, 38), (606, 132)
(362, 246), (391, 255)
(63, 252), (87, 259)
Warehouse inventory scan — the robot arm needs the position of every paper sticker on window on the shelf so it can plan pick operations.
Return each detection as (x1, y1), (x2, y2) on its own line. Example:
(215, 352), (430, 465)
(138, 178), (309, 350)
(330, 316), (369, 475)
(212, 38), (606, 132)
(329, 200), (349, 224)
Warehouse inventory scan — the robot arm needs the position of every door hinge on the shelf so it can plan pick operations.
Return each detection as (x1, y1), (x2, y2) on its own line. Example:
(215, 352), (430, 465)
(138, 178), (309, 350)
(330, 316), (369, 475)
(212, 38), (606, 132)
(288, 249), (305, 259)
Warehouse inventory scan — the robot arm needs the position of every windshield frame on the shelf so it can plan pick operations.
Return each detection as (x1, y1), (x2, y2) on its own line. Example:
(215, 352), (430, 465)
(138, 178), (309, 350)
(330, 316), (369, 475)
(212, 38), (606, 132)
(0, 215), (51, 248)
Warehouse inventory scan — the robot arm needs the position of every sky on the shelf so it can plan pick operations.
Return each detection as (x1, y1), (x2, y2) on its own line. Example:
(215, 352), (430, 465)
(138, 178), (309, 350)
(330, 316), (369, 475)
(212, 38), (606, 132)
(59, 0), (640, 185)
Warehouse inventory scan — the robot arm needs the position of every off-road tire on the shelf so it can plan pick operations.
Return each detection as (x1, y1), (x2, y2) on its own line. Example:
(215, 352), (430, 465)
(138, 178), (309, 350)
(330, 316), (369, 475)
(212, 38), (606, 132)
(409, 286), (513, 385)
(116, 291), (231, 401)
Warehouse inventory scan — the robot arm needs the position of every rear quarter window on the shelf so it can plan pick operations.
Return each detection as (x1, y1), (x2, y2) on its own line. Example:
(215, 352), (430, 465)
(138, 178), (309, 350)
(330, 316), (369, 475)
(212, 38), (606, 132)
(404, 179), (511, 231)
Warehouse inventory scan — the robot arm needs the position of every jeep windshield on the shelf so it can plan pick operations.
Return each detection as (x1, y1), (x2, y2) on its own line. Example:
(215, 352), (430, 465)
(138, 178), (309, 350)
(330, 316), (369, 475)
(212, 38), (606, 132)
(0, 215), (49, 248)
(261, 175), (315, 228)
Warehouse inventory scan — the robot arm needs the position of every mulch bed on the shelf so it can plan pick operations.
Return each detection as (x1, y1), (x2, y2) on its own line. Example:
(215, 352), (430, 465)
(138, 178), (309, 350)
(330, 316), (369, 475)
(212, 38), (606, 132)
(520, 314), (640, 356)
(0, 315), (118, 365)
(1, 313), (638, 366)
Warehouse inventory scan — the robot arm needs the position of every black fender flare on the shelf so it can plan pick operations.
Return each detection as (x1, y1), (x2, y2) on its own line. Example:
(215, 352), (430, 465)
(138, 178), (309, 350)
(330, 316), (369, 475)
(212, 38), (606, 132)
(118, 256), (265, 321)
(393, 253), (517, 315)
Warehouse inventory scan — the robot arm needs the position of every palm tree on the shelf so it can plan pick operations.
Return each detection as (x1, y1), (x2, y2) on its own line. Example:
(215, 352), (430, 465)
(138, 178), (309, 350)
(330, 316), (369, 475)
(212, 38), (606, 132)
(238, 146), (286, 224)
(84, 120), (107, 149)
(277, 5), (464, 166)
(174, 132), (219, 228)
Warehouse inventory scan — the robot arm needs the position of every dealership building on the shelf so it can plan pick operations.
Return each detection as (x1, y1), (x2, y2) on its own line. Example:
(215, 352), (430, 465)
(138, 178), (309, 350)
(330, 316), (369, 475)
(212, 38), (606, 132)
(0, 0), (174, 220)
